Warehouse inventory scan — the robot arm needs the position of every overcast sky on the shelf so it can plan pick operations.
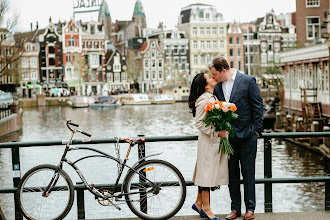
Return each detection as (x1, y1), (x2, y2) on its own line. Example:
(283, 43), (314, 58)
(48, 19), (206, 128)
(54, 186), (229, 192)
(9, 0), (296, 32)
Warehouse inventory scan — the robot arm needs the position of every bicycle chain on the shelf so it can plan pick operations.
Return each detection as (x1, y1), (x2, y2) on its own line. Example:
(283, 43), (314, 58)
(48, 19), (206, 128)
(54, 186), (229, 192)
(114, 137), (122, 175)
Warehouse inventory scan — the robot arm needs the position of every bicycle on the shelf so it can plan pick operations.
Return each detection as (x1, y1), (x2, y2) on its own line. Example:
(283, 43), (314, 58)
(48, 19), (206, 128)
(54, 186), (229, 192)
(16, 120), (186, 220)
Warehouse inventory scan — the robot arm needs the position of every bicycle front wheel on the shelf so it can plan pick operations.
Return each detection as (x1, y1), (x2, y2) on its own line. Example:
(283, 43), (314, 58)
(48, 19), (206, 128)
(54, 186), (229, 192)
(124, 159), (186, 220)
(16, 164), (74, 220)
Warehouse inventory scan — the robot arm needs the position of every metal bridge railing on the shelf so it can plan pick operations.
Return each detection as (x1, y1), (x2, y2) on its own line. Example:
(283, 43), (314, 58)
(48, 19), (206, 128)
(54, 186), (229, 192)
(0, 132), (329, 220)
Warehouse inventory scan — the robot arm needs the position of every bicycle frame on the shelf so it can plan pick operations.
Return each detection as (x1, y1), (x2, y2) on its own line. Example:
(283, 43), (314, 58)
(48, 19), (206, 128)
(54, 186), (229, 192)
(49, 125), (162, 200)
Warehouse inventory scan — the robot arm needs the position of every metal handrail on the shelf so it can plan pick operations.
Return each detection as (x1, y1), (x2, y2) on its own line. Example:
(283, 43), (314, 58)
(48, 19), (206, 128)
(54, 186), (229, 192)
(0, 132), (330, 148)
(0, 132), (329, 219)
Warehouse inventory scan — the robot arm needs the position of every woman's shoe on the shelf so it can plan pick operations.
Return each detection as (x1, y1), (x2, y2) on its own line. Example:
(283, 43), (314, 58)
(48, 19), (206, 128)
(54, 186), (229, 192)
(192, 204), (207, 217)
(200, 209), (220, 220)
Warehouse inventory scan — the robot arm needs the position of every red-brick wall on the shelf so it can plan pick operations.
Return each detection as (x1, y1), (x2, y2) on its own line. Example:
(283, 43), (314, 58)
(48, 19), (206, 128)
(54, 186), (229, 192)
(296, 0), (329, 46)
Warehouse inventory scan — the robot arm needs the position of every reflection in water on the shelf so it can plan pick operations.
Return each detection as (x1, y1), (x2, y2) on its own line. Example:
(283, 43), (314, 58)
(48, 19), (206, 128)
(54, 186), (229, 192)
(0, 103), (328, 219)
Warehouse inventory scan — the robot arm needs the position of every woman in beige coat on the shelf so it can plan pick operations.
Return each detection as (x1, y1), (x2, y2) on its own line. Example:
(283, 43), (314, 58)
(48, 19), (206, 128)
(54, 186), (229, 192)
(188, 73), (229, 220)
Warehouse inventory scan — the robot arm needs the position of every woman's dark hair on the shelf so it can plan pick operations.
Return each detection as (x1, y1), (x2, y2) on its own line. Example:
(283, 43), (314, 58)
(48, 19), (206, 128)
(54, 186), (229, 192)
(188, 73), (207, 117)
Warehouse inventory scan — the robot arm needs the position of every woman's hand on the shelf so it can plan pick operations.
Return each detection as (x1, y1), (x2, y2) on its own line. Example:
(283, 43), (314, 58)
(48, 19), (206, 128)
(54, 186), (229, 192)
(218, 130), (227, 138)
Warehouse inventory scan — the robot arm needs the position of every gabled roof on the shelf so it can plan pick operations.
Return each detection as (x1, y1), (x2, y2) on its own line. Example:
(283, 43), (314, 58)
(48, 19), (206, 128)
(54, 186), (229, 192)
(14, 29), (45, 43)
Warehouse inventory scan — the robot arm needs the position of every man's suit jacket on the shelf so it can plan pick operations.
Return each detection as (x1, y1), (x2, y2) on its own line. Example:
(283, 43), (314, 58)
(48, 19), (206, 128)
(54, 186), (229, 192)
(214, 71), (263, 139)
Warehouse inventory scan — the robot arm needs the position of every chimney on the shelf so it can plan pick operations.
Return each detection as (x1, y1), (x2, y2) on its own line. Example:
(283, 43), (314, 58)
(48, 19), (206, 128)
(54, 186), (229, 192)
(36, 22), (39, 29)
(30, 23), (33, 31)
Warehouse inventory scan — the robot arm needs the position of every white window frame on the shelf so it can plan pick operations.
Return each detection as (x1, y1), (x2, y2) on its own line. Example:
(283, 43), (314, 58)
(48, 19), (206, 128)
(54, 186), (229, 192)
(152, 70), (156, 80)
(23, 71), (29, 80)
(200, 41), (205, 49)
(193, 27), (197, 35)
(31, 70), (37, 79)
(194, 55), (198, 65)
(144, 59), (149, 68)
(67, 52), (72, 63)
(158, 59), (163, 68)
(219, 27), (224, 35)
(213, 41), (217, 49)
(306, 0), (319, 7)
(201, 55), (205, 64)
(144, 70), (150, 80)
(114, 72), (120, 82)
(69, 37), (74, 47)
(90, 54), (99, 68)
(107, 72), (113, 82)
(212, 28), (217, 35)
(193, 41), (198, 49)
(31, 58), (37, 68)
(22, 58), (29, 68)
(219, 40), (224, 49)
(200, 28), (204, 35)
(306, 16), (320, 40)
(158, 70), (163, 79)
(206, 41), (211, 49)
(122, 72), (127, 82)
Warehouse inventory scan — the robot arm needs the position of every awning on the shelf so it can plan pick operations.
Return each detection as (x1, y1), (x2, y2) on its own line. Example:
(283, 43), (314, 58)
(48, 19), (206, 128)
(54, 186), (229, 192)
(27, 84), (42, 89)
(66, 82), (85, 87)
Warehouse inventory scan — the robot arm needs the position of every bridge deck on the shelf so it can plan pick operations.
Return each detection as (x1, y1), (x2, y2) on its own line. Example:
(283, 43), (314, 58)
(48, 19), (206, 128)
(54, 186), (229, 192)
(94, 211), (329, 220)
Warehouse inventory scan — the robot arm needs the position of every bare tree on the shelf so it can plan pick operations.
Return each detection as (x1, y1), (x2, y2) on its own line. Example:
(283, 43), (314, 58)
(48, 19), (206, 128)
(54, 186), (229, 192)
(0, 0), (22, 89)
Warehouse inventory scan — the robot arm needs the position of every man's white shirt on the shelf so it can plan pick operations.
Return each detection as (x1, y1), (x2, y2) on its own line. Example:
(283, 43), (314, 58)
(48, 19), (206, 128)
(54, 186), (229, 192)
(222, 69), (237, 102)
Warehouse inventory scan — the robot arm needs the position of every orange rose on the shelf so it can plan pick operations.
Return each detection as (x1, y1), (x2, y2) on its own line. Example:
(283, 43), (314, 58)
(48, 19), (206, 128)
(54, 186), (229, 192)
(219, 101), (223, 109)
(230, 104), (237, 112)
(204, 104), (212, 112)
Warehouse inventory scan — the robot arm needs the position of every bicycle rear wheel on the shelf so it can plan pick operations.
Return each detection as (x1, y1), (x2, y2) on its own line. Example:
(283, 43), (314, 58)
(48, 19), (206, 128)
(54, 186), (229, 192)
(16, 164), (74, 220)
(124, 159), (186, 220)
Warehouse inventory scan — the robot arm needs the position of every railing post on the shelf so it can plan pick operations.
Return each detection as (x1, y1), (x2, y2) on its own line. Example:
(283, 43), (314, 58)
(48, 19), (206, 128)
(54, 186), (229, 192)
(326, 175), (330, 211)
(310, 121), (319, 146)
(11, 143), (22, 220)
(137, 134), (147, 213)
(264, 130), (273, 213)
(76, 183), (85, 219)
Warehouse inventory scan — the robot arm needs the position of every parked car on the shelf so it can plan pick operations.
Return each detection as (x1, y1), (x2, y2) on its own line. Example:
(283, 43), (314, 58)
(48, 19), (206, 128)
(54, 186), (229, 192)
(0, 91), (13, 105)
(50, 88), (70, 97)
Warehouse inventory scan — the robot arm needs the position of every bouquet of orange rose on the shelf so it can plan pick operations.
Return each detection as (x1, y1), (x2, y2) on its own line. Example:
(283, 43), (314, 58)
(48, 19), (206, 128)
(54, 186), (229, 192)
(203, 101), (238, 156)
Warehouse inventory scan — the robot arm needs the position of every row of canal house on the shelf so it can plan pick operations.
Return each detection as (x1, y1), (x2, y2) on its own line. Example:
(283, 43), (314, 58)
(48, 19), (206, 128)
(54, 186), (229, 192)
(17, 0), (128, 97)
(280, 0), (330, 127)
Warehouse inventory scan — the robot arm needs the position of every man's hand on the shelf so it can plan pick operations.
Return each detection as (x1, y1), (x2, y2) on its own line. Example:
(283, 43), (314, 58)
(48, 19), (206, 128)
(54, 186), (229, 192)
(218, 130), (227, 138)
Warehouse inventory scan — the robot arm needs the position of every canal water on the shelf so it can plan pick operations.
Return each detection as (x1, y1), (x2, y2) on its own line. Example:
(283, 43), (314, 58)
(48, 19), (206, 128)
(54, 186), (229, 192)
(0, 103), (328, 219)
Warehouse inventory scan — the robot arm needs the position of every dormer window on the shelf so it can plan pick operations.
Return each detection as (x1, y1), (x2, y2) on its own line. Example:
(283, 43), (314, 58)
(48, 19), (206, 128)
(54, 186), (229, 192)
(268, 16), (273, 24)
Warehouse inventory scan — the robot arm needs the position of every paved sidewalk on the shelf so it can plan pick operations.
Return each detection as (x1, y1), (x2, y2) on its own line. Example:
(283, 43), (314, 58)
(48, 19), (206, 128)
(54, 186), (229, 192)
(97, 211), (330, 220)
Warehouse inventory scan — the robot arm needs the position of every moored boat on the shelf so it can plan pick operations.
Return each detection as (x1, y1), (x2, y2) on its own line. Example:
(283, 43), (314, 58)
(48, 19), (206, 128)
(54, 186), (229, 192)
(88, 96), (121, 108)
(68, 96), (94, 108)
(148, 94), (176, 104)
(119, 94), (151, 105)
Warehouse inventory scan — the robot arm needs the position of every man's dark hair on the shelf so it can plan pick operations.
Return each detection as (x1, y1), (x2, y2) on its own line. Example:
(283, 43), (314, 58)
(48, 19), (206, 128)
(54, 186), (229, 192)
(208, 56), (230, 72)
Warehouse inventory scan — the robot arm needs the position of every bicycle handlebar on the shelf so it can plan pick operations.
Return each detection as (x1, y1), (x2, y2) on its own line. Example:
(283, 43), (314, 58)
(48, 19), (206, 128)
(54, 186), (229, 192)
(79, 130), (92, 137)
(68, 121), (79, 127)
(66, 120), (92, 137)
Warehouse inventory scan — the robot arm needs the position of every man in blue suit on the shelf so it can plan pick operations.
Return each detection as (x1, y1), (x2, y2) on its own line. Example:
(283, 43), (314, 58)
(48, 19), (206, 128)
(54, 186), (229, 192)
(209, 56), (263, 220)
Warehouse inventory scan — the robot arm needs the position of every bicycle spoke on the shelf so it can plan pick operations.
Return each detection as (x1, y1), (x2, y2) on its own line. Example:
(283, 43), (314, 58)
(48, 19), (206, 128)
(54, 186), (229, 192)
(124, 160), (186, 219)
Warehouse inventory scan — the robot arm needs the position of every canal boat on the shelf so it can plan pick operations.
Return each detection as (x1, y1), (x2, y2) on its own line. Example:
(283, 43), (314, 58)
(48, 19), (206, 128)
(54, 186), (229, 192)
(88, 96), (121, 108)
(148, 94), (176, 104)
(68, 96), (94, 108)
(119, 94), (151, 105)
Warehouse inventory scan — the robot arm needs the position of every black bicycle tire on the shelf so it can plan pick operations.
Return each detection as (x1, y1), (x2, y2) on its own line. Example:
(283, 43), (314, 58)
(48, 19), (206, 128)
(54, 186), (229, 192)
(123, 159), (186, 220)
(16, 164), (75, 220)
